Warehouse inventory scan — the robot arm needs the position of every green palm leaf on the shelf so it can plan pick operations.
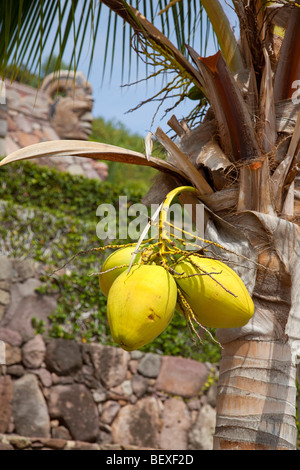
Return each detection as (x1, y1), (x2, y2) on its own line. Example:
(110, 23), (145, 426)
(0, 0), (220, 81)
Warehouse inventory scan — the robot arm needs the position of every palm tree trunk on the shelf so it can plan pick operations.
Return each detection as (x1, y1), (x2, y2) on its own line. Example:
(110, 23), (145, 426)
(214, 339), (297, 450)
(210, 212), (300, 450)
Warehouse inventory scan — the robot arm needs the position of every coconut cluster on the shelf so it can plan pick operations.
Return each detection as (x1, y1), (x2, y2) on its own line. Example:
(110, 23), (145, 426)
(99, 245), (255, 352)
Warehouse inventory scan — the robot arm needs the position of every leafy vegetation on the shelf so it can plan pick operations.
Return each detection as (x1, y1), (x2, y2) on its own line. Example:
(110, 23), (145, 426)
(89, 117), (161, 192)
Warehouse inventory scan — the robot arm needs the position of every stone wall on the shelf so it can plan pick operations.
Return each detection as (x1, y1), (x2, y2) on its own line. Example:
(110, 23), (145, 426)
(0, 255), (217, 450)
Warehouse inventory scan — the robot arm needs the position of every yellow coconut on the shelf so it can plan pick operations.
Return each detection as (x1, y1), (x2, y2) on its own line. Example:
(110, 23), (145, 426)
(175, 255), (254, 328)
(107, 264), (177, 351)
(99, 246), (141, 296)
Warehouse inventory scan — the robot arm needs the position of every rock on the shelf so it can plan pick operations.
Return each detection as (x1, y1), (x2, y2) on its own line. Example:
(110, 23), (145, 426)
(111, 397), (160, 449)
(187, 398), (201, 411)
(51, 425), (72, 440)
(12, 258), (37, 280)
(159, 397), (191, 450)
(108, 383), (130, 402)
(101, 400), (121, 425)
(12, 373), (50, 438)
(10, 279), (42, 299)
(1, 291), (56, 341)
(99, 427), (113, 445)
(122, 380), (133, 397)
(131, 374), (148, 398)
(156, 356), (209, 398)
(0, 138), (5, 156)
(22, 334), (46, 369)
(0, 305), (5, 322)
(0, 256), (12, 280)
(130, 350), (144, 360)
(34, 368), (52, 387)
(0, 375), (13, 433)
(207, 384), (218, 407)
(137, 353), (161, 378)
(47, 383), (99, 442)
(7, 114), (17, 132)
(0, 328), (22, 346)
(90, 344), (129, 388)
(32, 122), (41, 131)
(6, 364), (25, 377)
(0, 442), (14, 450)
(91, 161), (109, 180)
(36, 437), (67, 450)
(45, 338), (82, 376)
(0, 280), (11, 291)
(75, 363), (98, 388)
(5, 343), (22, 365)
(1, 279), (43, 332)
(5, 135), (19, 155)
(129, 359), (139, 374)
(68, 164), (86, 176)
(80, 162), (99, 179)
(43, 125), (59, 141)
(0, 119), (7, 138)
(6, 88), (21, 105)
(188, 404), (216, 450)
(69, 441), (100, 450)
(17, 132), (40, 148)
(0, 289), (10, 305)
(14, 114), (32, 133)
(92, 387), (107, 403)
(7, 435), (32, 449)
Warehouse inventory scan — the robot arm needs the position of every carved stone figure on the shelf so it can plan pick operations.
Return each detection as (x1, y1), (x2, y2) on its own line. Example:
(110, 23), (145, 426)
(40, 70), (93, 140)
(3, 70), (108, 180)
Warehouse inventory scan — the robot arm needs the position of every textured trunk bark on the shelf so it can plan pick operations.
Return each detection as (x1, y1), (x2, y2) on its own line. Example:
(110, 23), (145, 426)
(213, 339), (297, 450)
(207, 212), (300, 450)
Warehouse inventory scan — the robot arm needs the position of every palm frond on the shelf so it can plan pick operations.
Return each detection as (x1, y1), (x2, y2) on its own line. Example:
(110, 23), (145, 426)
(0, 0), (214, 82)
(273, 6), (300, 101)
(200, 0), (244, 73)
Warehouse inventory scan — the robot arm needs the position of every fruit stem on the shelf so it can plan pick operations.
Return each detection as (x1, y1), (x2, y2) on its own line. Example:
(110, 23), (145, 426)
(158, 186), (198, 265)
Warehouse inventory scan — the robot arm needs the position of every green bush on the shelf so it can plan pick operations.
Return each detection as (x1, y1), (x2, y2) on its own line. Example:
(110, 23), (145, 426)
(0, 160), (143, 217)
(89, 117), (161, 192)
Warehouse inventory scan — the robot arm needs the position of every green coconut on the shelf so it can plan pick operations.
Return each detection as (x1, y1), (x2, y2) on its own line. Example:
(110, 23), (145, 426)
(107, 264), (177, 351)
(175, 255), (255, 328)
(99, 246), (141, 296)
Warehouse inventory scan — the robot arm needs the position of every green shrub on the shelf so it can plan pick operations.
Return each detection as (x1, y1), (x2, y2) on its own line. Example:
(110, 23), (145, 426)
(89, 116), (161, 192)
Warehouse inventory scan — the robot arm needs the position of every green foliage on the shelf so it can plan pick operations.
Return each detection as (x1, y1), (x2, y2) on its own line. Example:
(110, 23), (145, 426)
(89, 117), (159, 192)
(5, 65), (40, 88)
(0, 159), (142, 217)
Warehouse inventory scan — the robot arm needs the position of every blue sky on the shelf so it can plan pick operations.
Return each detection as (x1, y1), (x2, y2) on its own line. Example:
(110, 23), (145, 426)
(42, 1), (238, 137)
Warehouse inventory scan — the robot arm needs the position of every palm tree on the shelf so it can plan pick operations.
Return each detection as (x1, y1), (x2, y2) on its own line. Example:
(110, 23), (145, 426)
(1, 0), (300, 450)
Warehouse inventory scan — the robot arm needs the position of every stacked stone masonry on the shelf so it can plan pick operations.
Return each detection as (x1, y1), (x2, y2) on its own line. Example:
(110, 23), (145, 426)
(0, 255), (217, 450)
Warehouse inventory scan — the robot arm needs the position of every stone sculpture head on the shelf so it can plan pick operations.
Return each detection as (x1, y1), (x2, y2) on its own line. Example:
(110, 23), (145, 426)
(40, 70), (93, 140)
